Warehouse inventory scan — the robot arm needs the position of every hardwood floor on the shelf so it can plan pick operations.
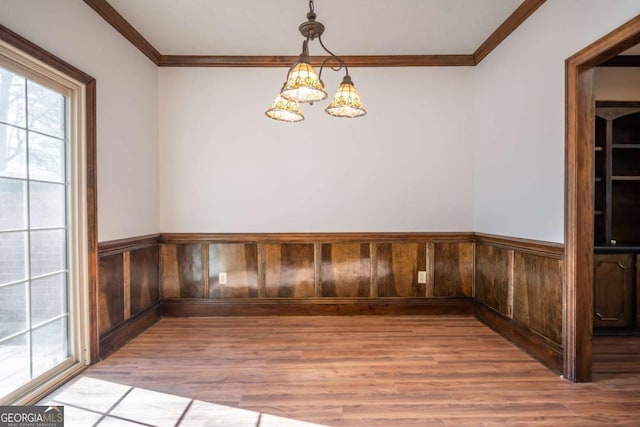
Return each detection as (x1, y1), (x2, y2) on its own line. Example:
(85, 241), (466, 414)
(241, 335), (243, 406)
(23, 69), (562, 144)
(46, 316), (640, 426)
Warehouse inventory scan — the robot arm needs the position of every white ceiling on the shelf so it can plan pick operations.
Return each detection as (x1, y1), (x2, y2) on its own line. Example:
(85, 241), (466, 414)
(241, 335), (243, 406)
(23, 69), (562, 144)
(106, 0), (524, 56)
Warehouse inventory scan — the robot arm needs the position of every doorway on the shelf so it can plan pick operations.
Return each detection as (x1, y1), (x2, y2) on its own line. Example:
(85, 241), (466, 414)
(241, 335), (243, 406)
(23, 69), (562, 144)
(565, 15), (640, 382)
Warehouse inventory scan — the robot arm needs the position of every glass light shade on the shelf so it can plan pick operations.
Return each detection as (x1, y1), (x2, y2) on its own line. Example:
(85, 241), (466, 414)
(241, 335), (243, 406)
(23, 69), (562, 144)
(280, 62), (327, 103)
(325, 76), (366, 118)
(265, 95), (304, 122)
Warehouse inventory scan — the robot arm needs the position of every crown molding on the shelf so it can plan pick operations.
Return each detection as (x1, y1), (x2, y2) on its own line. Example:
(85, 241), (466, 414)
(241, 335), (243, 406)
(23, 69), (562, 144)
(83, 0), (161, 65)
(473, 0), (546, 64)
(158, 54), (476, 67)
(84, 0), (545, 67)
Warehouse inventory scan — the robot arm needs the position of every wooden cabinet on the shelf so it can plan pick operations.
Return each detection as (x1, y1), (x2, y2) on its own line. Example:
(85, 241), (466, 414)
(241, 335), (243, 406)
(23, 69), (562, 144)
(593, 254), (634, 329)
(593, 102), (640, 333)
(594, 102), (640, 245)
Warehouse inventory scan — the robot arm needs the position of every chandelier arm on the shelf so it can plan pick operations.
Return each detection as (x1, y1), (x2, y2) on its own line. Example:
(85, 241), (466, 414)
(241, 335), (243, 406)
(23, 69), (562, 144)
(318, 57), (344, 82)
(318, 36), (349, 76)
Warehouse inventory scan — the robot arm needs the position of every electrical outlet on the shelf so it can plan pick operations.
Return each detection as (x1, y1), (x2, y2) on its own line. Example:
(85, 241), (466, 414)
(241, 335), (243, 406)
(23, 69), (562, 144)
(219, 272), (227, 285)
(417, 271), (427, 284)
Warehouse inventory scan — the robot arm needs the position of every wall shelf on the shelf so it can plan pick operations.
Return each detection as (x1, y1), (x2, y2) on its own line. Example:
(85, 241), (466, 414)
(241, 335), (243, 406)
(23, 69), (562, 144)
(612, 176), (640, 181)
(612, 144), (640, 149)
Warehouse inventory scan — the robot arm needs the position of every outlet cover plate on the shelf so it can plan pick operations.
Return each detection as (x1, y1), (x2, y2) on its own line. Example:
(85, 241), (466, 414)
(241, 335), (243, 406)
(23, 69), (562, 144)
(418, 271), (427, 284)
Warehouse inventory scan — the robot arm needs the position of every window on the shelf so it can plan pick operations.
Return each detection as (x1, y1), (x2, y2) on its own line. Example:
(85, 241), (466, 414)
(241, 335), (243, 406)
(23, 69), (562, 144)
(0, 41), (89, 404)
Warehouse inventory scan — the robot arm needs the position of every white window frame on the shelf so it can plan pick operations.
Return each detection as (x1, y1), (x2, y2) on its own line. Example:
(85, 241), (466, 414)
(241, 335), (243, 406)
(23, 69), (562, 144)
(0, 40), (90, 405)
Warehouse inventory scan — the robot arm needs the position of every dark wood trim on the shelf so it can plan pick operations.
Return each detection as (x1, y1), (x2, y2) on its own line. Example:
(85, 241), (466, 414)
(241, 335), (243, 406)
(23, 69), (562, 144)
(567, 17), (640, 69)
(82, 0), (161, 65)
(158, 54), (476, 67)
(0, 24), (94, 83)
(83, 1), (542, 68)
(86, 80), (99, 363)
(474, 302), (562, 374)
(98, 233), (161, 255)
(98, 302), (161, 360)
(596, 101), (640, 109)
(474, 233), (564, 259)
(565, 59), (595, 384)
(0, 23), (99, 363)
(160, 232), (474, 244)
(162, 298), (474, 317)
(599, 55), (640, 67)
(473, 0), (546, 64)
(565, 14), (640, 382)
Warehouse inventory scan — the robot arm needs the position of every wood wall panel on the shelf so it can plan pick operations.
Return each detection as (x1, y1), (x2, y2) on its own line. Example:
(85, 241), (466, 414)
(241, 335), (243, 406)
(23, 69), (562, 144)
(513, 253), (563, 344)
(264, 243), (315, 298)
(320, 243), (371, 297)
(123, 252), (131, 319)
(95, 232), (567, 377)
(160, 244), (204, 298)
(376, 243), (426, 297)
(209, 243), (258, 298)
(434, 243), (473, 297)
(129, 245), (160, 315)
(98, 235), (162, 360)
(475, 244), (512, 315)
(98, 254), (124, 334)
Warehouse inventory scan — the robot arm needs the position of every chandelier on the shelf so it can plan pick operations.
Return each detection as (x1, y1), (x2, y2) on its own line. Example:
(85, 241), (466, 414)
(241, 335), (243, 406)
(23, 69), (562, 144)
(265, 0), (367, 122)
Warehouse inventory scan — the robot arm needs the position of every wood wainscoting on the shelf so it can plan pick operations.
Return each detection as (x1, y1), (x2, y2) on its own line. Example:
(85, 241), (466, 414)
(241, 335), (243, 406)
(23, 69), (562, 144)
(474, 233), (564, 373)
(97, 234), (161, 359)
(159, 233), (476, 315)
(96, 232), (565, 376)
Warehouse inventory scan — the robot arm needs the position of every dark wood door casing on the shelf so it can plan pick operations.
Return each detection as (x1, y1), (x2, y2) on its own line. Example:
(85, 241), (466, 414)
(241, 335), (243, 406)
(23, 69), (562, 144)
(565, 14), (640, 382)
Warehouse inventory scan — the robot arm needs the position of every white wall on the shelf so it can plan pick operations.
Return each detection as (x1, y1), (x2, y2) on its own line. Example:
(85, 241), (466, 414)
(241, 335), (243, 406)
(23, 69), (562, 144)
(0, 0), (159, 241)
(5, 1), (638, 239)
(159, 67), (474, 232)
(595, 67), (640, 100)
(473, 0), (640, 243)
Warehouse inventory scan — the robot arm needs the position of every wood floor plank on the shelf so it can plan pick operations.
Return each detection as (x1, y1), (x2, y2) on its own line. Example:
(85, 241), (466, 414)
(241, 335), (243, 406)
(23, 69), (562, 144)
(49, 316), (640, 426)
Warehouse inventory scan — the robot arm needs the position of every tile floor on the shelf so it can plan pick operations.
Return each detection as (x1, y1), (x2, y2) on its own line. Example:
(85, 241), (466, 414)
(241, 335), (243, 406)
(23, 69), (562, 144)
(41, 376), (326, 427)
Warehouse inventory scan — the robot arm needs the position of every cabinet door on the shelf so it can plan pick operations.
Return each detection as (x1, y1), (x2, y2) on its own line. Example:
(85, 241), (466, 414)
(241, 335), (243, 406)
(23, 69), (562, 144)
(594, 254), (634, 328)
